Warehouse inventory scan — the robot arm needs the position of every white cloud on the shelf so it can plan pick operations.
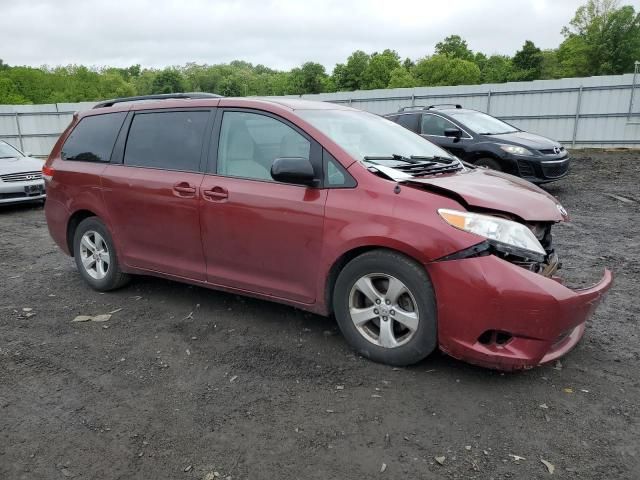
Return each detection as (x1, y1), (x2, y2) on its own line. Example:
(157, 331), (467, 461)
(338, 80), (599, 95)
(1, 0), (638, 71)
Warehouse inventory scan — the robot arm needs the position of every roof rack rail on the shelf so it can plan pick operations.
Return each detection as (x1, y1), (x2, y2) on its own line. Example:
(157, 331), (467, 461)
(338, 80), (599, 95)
(93, 92), (222, 109)
(397, 103), (463, 112)
(427, 103), (462, 110)
(398, 105), (429, 112)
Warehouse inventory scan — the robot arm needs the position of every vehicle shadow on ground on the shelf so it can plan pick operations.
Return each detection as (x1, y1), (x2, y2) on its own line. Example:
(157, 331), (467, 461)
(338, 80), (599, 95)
(0, 201), (44, 214)
(107, 273), (542, 385)
(538, 181), (568, 197)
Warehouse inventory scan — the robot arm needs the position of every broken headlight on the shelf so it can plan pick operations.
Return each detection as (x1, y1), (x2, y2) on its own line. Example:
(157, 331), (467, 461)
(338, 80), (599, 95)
(438, 209), (546, 261)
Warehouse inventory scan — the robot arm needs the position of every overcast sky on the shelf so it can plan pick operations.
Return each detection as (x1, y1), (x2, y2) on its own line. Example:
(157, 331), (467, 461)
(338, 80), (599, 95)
(2, 0), (639, 71)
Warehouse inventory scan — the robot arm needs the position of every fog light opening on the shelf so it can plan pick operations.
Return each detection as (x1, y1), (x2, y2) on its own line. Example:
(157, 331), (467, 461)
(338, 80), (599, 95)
(478, 330), (513, 347)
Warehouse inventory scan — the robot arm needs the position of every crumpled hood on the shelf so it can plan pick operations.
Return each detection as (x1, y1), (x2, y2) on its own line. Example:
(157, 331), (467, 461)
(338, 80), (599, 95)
(409, 167), (567, 222)
(0, 156), (44, 176)
(488, 131), (561, 150)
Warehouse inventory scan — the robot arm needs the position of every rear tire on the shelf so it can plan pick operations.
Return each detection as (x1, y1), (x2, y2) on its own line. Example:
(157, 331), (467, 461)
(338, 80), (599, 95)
(475, 157), (502, 171)
(332, 250), (437, 366)
(73, 217), (130, 291)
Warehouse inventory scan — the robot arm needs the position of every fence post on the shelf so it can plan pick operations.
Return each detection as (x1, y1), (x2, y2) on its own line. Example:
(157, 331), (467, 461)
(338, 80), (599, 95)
(628, 61), (639, 119)
(486, 91), (492, 114)
(571, 86), (583, 148)
(14, 113), (24, 151)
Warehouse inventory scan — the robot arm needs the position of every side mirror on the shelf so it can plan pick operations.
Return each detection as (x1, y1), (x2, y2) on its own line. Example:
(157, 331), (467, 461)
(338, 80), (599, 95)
(271, 157), (316, 186)
(444, 128), (463, 142)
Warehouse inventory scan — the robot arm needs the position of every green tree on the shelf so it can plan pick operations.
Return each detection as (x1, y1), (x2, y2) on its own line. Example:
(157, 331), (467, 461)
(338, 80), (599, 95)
(540, 49), (563, 79)
(0, 77), (29, 104)
(299, 62), (327, 94)
(559, 0), (640, 76)
(402, 58), (415, 70)
(332, 50), (370, 91)
(413, 55), (481, 86)
(151, 68), (185, 94)
(480, 55), (513, 83)
(512, 40), (544, 80)
(434, 35), (474, 61)
(387, 67), (416, 88)
(361, 49), (401, 89)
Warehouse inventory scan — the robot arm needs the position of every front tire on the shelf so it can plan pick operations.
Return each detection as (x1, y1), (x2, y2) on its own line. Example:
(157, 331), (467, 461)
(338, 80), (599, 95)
(333, 250), (437, 366)
(73, 217), (130, 291)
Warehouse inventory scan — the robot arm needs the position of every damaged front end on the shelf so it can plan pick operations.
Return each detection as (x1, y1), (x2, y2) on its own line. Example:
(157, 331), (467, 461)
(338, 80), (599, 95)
(438, 220), (560, 278)
(427, 213), (612, 371)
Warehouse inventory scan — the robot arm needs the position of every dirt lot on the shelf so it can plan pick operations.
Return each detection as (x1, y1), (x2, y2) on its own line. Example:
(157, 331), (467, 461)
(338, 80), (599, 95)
(1, 151), (639, 480)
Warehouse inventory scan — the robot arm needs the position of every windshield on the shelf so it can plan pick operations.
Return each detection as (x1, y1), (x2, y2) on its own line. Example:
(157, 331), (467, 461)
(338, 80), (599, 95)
(297, 109), (455, 161)
(0, 141), (23, 159)
(449, 111), (518, 135)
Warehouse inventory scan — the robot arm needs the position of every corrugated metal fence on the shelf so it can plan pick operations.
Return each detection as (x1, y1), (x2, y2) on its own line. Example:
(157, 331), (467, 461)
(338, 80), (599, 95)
(1, 73), (639, 158)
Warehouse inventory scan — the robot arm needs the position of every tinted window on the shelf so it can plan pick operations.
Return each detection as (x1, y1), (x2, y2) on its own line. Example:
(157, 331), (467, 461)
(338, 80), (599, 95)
(62, 112), (126, 162)
(421, 114), (459, 136)
(217, 111), (310, 181)
(396, 113), (420, 133)
(124, 111), (209, 171)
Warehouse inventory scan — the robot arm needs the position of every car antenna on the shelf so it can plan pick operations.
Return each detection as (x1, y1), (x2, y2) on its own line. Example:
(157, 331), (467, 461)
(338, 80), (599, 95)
(394, 184), (401, 194)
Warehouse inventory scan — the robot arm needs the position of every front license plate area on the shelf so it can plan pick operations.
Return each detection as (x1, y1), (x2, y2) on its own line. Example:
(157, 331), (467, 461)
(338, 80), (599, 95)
(24, 184), (43, 196)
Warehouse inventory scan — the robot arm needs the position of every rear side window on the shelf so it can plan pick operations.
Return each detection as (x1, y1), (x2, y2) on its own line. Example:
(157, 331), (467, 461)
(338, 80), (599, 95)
(62, 112), (126, 162)
(395, 113), (420, 133)
(124, 111), (209, 171)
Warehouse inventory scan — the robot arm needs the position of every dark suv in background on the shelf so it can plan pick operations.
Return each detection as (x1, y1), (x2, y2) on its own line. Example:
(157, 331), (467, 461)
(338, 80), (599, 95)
(384, 105), (570, 183)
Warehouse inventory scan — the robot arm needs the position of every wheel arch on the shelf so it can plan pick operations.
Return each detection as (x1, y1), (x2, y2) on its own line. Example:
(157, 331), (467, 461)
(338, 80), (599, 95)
(66, 209), (98, 257)
(324, 244), (430, 316)
(468, 149), (502, 163)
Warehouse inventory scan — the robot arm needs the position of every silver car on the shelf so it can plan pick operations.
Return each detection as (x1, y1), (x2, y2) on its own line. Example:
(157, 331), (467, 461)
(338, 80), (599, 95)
(0, 140), (46, 205)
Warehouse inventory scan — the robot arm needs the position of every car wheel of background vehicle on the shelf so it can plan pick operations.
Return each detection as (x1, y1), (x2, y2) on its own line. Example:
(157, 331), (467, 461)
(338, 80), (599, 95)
(475, 157), (502, 171)
(73, 217), (130, 291)
(333, 249), (437, 366)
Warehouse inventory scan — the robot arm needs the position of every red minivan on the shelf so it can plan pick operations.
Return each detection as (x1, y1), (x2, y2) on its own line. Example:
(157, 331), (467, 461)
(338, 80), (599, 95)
(43, 94), (612, 370)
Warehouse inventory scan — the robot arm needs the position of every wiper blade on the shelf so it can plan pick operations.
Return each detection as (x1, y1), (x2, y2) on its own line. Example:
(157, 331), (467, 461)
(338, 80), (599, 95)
(479, 131), (518, 135)
(409, 155), (456, 164)
(363, 153), (422, 164)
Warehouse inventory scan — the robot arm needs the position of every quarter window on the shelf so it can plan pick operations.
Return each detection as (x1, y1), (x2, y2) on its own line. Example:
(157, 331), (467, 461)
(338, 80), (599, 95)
(62, 112), (126, 162)
(124, 111), (209, 171)
(216, 111), (310, 181)
(421, 114), (460, 137)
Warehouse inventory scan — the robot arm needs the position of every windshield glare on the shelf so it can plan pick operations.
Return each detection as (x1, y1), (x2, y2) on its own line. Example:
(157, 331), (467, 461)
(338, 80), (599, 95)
(297, 109), (455, 161)
(449, 111), (518, 135)
(0, 141), (22, 158)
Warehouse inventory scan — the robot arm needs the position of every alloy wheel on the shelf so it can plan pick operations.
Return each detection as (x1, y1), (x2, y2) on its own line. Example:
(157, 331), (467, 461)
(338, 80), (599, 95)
(79, 230), (110, 280)
(348, 273), (419, 348)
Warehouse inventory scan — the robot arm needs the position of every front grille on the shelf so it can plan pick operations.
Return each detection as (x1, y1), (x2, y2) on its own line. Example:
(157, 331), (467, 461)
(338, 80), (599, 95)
(541, 161), (569, 178)
(517, 160), (535, 177)
(539, 146), (565, 155)
(0, 171), (43, 182)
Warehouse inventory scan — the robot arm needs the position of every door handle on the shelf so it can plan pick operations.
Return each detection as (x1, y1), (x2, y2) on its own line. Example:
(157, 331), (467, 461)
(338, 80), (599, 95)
(173, 182), (196, 197)
(202, 186), (228, 202)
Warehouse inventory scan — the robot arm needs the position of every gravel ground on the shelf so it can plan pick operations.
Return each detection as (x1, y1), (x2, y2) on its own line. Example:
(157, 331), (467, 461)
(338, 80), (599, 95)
(1, 150), (638, 480)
